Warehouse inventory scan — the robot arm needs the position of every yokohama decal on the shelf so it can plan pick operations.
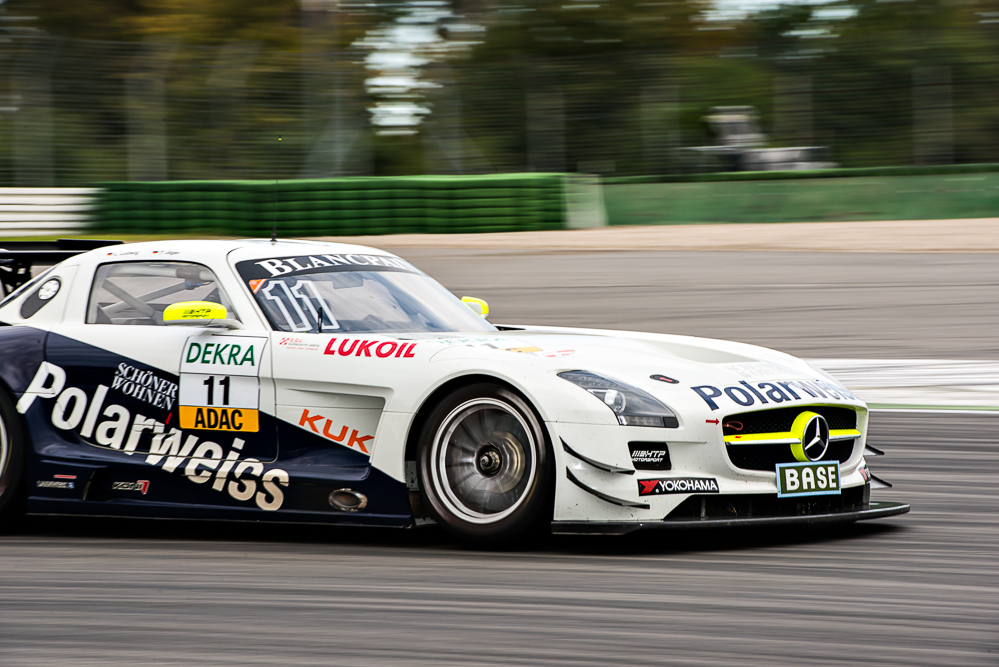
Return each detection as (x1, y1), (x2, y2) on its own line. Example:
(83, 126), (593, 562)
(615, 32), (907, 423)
(638, 477), (720, 496)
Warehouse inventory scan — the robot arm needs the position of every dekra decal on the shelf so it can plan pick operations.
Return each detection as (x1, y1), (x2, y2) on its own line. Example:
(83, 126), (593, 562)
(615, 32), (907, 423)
(17, 361), (288, 511)
(185, 341), (256, 367)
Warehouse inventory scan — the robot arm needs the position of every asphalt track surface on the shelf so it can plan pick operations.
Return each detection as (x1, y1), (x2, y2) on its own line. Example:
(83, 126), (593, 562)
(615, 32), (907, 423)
(1, 250), (998, 666)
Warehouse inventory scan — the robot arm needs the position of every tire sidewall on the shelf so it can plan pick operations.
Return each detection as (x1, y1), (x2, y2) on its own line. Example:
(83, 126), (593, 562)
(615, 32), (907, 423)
(0, 388), (26, 525)
(418, 383), (553, 544)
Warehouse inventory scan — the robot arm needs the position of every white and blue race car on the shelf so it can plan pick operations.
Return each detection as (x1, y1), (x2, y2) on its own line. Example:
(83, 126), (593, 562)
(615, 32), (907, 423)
(0, 239), (908, 542)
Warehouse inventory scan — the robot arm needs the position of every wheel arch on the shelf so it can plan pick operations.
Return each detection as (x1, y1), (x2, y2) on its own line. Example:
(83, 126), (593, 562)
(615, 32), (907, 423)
(403, 373), (552, 478)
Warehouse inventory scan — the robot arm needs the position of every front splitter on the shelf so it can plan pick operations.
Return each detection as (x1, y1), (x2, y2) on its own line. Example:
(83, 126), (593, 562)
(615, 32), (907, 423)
(551, 501), (910, 535)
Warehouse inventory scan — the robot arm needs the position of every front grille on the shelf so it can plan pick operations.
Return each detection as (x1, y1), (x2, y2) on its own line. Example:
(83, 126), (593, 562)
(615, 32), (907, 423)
(722, 404), (859, 472)
(667, 484), (868, 521)
(728, 440), (855, 471)
(722, 405), (857, 436)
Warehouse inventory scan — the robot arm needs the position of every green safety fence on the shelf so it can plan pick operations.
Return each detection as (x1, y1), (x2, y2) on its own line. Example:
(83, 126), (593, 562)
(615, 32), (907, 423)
(89, 174), (605, 236)
(605, 170), (999, 225)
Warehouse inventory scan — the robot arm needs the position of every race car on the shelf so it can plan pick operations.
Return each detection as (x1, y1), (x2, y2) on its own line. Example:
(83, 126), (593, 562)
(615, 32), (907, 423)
(0, 238), (908, 543)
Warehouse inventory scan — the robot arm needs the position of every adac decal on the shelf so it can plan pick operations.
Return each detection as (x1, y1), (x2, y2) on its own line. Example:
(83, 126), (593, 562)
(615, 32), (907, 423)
(112, 480), (150, 495)
(112, 363), (178, 411)
(178, 373), (260, 433)
(691, 379), (857, 411)
(638, 477), (720, 496)
(18, 361), (289, 511)
(249, 254), (418, 278)
(298, 408), (373, 454)
(178, 406), (258, 432)
(324, 338), (417, 359)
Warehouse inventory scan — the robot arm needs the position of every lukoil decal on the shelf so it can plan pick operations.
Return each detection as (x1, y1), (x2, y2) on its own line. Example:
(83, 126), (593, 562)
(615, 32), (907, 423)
(324, 338), (417, 358)
(17, 361), (288, 511)
(112, 363), (178, 410)
(298, 408), (373, 454)
(691, 379), (857, 411)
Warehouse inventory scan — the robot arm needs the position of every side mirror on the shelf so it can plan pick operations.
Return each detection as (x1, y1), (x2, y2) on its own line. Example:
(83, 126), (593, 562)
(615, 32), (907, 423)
(461, 296), (489, 319)
(163, 301), (243, 329)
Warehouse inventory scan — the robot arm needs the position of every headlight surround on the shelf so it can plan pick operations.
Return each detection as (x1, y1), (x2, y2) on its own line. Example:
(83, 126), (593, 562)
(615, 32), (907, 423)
(558, 370), (679, 428)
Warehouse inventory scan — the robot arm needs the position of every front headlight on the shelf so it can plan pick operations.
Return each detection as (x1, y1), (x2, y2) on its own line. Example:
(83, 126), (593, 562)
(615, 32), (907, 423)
(558, 370), (679, 428)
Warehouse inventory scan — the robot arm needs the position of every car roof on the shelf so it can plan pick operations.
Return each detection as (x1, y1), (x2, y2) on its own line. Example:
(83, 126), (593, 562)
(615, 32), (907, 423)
(74, 238), (399, 268)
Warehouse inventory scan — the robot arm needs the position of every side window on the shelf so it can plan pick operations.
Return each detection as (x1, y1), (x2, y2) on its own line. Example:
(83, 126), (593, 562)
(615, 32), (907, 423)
(87, 261), (237, 325)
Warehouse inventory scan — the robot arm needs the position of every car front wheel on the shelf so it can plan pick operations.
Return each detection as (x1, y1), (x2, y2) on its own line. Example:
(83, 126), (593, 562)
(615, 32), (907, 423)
(418, 383), (552, 544)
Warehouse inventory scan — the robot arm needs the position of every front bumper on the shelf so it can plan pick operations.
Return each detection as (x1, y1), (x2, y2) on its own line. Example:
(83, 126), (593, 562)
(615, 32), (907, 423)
(551, 500), (910, 535)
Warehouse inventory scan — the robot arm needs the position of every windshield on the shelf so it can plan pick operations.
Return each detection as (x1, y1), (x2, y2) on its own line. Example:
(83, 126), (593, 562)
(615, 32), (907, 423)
(236, 253), (497, 334)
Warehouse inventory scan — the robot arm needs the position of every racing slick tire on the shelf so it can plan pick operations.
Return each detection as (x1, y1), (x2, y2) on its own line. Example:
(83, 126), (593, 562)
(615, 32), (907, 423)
(418, 383), (553, 544)
(0, 388), (26, 532)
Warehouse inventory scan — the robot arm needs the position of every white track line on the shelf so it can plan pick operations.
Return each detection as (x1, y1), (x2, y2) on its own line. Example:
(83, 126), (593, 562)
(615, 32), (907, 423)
(808, 359), (999, 410)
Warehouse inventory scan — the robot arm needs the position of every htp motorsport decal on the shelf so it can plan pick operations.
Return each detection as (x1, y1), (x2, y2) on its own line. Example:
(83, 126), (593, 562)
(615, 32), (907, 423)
(17, 361), (288, 510)
(691, 379), (857, 411)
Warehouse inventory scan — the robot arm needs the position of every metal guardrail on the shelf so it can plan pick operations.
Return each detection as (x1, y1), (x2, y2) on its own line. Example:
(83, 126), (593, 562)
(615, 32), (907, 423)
(0, 188), (96, 237)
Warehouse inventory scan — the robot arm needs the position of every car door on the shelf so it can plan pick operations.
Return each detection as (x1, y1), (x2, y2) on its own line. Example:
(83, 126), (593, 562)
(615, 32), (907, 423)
(43, 259), (278, 466)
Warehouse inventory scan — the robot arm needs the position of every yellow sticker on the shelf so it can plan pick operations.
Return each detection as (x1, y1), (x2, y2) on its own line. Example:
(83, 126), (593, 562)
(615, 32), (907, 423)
(178, 406), (259, 432)
(164, 300), (228, 322)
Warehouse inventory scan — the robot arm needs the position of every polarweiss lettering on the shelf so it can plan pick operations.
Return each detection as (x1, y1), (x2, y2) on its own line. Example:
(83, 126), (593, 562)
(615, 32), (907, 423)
(16, 361), (288, 511)
(323, 338), (416, 359)
(112, 363), (178, 410)
(691, 379), (857, 411)
(255, 254), (414, 277)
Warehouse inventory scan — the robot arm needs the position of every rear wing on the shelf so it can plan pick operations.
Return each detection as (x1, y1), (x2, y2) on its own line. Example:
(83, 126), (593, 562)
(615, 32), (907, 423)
(0, 238), (122, 295)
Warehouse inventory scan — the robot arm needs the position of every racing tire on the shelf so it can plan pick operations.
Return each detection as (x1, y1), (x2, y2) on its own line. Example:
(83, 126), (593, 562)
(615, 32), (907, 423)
(0, 388), (26, 532)
(418, 383), (553, 545)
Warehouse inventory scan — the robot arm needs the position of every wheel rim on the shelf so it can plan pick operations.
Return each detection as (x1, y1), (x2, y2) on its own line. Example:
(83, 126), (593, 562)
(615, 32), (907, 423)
(430, 397), (538, 524)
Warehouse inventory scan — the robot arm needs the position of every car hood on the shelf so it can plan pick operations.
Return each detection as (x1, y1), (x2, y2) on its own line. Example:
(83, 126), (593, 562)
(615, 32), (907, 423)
(414, 324), (860, 414)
